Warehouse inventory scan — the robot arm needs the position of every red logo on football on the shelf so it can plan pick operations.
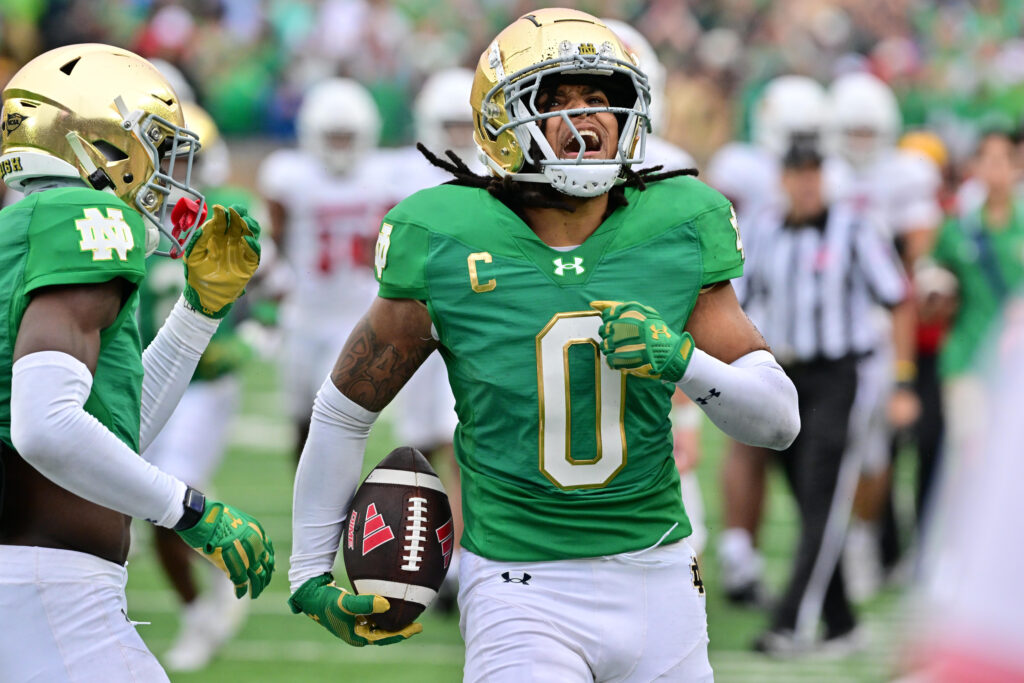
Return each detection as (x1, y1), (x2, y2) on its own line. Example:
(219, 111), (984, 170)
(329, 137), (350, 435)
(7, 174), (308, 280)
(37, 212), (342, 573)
(347, 510), (358, 550)
(436, 518), (454, 569)
(361, 503), (395, 555)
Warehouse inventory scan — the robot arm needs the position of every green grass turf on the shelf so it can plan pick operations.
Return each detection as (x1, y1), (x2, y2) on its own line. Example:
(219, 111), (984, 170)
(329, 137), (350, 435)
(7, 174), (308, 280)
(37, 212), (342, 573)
(126, 363), (916, 682)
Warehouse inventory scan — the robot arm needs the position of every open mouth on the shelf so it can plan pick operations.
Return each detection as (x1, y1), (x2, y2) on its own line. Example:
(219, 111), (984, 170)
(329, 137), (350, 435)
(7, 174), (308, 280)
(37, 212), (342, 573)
(561, 129), (604, 159)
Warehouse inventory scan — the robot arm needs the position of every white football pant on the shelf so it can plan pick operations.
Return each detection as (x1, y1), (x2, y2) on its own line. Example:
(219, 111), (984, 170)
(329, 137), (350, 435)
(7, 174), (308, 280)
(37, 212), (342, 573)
(0, 545), (168, 682)
(459, 540), (712, 682)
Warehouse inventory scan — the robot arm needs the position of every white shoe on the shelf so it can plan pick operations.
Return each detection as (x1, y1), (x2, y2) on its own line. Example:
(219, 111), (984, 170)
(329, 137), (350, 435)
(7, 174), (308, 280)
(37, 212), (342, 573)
(812, 627), (867, 660)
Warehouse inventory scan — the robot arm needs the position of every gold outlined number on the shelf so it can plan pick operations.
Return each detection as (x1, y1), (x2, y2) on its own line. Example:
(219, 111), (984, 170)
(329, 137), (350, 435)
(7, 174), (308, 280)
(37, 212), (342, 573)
(536, 311), (627, 490)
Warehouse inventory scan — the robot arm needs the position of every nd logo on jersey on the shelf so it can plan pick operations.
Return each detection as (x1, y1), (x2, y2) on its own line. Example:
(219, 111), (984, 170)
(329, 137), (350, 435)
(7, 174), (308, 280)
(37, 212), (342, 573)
(76, 207), (134, 261)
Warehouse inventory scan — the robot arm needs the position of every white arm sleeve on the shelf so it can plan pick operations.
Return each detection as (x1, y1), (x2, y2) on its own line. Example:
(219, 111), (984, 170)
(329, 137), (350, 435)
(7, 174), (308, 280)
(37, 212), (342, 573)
(139, 296), (219, 452)
(11, 351), (187, 528)
(289, 377), (378, 593)
(674, 348), (799, 450)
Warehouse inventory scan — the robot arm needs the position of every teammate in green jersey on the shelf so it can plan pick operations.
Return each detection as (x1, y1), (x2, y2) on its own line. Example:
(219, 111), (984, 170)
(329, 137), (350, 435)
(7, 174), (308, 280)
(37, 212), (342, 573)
(0, 45), (272, 682)
(288, 10), (799, 680)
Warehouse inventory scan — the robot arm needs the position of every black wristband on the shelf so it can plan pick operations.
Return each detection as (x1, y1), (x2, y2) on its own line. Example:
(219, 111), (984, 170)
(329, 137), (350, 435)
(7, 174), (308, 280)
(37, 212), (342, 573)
(173, 486), (206, 531)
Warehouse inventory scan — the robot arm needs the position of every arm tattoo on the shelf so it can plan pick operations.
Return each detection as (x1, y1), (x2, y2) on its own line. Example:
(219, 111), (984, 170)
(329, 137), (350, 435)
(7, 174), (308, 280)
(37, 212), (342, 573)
(331, 316), (435, 412)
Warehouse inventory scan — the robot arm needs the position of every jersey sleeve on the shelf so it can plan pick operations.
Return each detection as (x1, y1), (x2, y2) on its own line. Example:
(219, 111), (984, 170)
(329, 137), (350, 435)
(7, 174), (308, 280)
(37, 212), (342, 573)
(24, 189), (146, 294)
(695, 201), (746, 286)
(374, 209), (431, 300)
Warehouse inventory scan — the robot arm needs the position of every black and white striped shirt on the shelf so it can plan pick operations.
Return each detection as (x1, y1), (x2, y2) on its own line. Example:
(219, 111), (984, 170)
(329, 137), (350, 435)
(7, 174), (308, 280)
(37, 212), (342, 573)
(739, 201), (907, 365)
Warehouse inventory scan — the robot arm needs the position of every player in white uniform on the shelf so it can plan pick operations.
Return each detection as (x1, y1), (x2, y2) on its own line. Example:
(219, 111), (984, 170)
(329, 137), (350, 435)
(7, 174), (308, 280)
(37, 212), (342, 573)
(706, 75), (829, 601)
(823, 72), (939, 601)
(258, 79), (396, 458)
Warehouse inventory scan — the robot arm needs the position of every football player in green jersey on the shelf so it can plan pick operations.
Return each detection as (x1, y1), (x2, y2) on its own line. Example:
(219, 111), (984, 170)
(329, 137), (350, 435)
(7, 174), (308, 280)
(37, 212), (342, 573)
(0, 45), (273, 682)
(288, 9), (799, 679)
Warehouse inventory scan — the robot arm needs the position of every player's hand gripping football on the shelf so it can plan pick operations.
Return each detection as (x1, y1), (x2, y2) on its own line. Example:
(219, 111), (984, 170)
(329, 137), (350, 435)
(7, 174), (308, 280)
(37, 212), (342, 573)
(590, 300), (695, 382)
(176, 499), (275, 599)
(174, 200), (261, 319)
(288, 573), (423, 647)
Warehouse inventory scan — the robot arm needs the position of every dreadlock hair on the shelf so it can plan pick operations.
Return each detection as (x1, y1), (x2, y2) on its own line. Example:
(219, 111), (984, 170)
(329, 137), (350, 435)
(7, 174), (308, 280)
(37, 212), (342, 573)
(416, 143), (697, 220)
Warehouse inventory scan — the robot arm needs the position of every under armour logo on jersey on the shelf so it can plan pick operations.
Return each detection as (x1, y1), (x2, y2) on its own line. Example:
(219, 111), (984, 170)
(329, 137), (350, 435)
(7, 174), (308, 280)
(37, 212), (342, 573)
(553, 257), (584, 276)
(436, 518), (454, 569)
(695, 388), (721, 406)
(501, 571), (532, 585)
(361, 503), (395, 555)
(75, 207), (135, 261)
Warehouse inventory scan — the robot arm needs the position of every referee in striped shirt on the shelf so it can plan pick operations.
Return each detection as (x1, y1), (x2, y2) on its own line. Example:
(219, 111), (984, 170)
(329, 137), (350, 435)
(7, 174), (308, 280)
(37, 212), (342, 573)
(742, 139), (908, 655)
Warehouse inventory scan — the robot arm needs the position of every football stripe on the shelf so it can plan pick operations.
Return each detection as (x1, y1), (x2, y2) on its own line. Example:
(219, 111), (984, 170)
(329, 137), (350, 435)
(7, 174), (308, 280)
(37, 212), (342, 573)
(353, 579), (438, 607)
(363, 469), (447, 494)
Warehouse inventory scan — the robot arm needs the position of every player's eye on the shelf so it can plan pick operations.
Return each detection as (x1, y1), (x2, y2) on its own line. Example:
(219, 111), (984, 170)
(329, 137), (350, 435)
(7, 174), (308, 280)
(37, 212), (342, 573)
(539, 97), (562, 112)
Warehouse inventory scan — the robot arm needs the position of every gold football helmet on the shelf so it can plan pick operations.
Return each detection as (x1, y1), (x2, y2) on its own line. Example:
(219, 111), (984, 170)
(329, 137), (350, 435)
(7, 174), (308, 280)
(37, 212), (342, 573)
(0, 44), (204, 254)
(471, 9), (651, 197)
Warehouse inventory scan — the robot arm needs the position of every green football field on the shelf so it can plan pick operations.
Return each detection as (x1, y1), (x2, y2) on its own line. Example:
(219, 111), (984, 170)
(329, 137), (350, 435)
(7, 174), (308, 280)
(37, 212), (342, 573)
(126, 363), (915, 682)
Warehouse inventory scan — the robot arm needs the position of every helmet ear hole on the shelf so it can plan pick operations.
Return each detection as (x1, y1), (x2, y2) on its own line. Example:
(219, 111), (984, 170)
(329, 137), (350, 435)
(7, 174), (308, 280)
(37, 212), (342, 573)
(93, 140), (128, 161)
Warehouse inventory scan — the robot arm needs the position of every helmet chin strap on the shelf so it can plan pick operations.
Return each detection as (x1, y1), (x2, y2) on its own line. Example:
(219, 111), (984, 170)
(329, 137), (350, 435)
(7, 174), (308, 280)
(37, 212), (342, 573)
(542, 163), (621, 197)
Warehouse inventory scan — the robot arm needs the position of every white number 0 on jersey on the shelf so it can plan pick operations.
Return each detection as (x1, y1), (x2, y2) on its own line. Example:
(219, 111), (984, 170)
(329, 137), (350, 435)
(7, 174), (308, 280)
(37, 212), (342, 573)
(536, 311), (627, 490)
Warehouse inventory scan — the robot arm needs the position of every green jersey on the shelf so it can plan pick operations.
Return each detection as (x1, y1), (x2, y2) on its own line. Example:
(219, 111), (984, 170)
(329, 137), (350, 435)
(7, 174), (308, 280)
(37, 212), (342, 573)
(0, 187), (147, 451)
(934, 202), (1024, 377)
(375, 177), (743, 561)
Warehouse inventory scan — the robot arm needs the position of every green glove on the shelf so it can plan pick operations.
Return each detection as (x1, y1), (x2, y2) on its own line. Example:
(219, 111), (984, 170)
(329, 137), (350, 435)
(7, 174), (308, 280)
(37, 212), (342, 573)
(288, 574), (423, 647)
(183, 204), (262, 319)
(177, 500), (274, 599)
(590, 300), (695, 382)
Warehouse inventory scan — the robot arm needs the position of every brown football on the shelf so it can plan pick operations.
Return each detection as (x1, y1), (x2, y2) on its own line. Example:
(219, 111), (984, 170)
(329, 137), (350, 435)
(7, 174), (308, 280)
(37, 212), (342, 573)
(341, 447), (454, 631)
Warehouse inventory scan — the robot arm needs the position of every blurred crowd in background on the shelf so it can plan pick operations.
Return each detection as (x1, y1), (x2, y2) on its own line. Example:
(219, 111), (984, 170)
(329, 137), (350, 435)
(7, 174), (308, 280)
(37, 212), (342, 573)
(3, 0), (1024, 676)
(1, 0), (1023, 163)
